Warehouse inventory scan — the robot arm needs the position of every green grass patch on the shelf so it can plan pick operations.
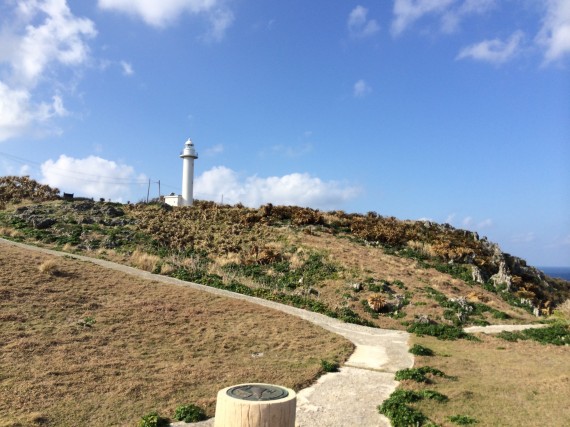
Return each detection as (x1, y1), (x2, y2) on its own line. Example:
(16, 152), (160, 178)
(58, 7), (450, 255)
(173, 404), (207, 423)
(448, 414), (479, 425)
(409, 344), (435, 356)
(407, 322), (476, 341)
(395, 366), (453, 383)
(497, 324), (570, 346)
(378, 389), (448, 427)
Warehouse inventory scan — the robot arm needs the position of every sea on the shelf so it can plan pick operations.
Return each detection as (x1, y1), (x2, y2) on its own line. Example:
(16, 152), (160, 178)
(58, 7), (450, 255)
(539, 267), (570, 281)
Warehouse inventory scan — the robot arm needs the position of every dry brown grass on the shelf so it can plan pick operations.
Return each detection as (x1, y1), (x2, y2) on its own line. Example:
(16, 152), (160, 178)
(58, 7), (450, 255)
(0, 227), (20, 238)
(130, 249), (160, 272)
(0, 245), (353, 427)
(405, 334), (570, 426)
(38, 259), (60, 275)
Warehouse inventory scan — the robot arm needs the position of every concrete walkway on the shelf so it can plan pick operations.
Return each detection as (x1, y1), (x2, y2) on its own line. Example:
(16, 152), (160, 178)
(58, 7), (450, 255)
(464, 324), (547, 334)
(1, 238), (413, 426)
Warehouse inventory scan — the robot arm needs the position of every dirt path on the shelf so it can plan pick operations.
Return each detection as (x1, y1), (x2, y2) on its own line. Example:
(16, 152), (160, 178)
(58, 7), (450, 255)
(1, 238), (413, 426)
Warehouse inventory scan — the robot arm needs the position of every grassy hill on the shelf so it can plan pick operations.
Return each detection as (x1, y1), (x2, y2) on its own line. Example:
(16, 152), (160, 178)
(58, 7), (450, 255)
(1, 176), (568, 332)
(1, 176), (569, 426)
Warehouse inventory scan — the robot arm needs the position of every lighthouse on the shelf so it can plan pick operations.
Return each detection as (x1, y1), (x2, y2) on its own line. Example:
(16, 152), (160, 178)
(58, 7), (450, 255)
(164, 138), (198, 207)
(180, 138), (198, 206)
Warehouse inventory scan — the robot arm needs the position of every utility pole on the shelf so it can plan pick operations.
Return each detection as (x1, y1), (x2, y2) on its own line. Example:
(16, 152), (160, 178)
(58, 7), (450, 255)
(146, 178), (151, 203)
(156, 180), (161, 200)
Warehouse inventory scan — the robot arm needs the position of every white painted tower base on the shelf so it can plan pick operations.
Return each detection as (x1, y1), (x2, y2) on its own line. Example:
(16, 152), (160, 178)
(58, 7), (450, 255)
(214, 384), (296, 427)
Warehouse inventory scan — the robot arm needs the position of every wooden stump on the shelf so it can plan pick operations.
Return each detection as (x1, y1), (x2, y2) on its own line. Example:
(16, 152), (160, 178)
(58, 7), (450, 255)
(214, 383), (296, 427)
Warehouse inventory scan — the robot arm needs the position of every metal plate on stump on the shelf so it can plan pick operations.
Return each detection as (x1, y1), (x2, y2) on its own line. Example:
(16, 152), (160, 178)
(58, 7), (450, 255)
(226, 384), (289, 401)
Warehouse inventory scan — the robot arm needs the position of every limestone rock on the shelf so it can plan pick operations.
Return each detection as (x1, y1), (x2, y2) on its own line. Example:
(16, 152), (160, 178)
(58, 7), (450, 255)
(471, 265), (485, 284)
(490, 261), (513, 290)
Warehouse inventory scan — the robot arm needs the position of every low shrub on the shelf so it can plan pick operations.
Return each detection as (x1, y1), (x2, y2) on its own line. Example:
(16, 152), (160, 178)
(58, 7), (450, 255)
(409, 344), (435, 356)
(497, 324), (569, 346)
(407, 322), (475, 341)
(173, 404), (207, 423)
(395, 366), (451, 383)
(138, 411), (169, 427)
(378, 389), (448, 427)
(321, 359), (339, 372)
(449, 414), (479, 424)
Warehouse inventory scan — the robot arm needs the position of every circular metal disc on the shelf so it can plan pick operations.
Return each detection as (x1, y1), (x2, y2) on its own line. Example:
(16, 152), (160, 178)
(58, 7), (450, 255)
(227, 384), (289, 401)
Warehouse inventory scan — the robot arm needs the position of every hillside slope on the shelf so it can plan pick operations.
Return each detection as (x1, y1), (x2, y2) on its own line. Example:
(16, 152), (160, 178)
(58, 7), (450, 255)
(1, 176), (568, 331)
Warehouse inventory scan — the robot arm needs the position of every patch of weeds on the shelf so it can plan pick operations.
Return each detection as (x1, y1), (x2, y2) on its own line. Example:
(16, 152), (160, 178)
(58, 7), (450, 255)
(173, 404), (207, 423)
(77, 316), (96, 328)
(409, 344), (434, 356)
(448, 414), (478, 425)
(497, 324), (570, 346)
(378, 389), (447, 427)
(491, 310), (511, 319)
(361, 299), (379, 319)
(389, 310), (406, 319)
(393, 280), (405, 289)
(138, 411), (169, 427)
(335, 306), (375, 327)
(407, 322), (477, 341)
(320, 359), (339, 372)
(470, 319), (490, 327)
(395, 366), (453, 383)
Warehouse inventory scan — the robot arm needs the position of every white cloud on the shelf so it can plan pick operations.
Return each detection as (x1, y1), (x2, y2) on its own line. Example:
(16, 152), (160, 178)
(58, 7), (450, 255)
(511, 232), (537, 244)
(205, 8), (234, 42)
(353, 79), (372, 98)
(40, 155), (147, 201)
(441, 0), (496, 33)
(391, 0), (454, 36)
(97, 0), (233, 39)
(194, 166), (361, 209)
(120, 60), (134, 76)
(392, 0), (498, 36)
(204, 143), (224, 156)
(536, 0), (570, 64)
(477, 218), (493, 228)
(445, 213), (456, 224)
(8, 0), (96, 87)
(444, 213), (492, 230)
(348, 6), (380, 38)
(0, 0), (96, 141)
(456, 31), (524, 64)
(0, 82), (67, 141)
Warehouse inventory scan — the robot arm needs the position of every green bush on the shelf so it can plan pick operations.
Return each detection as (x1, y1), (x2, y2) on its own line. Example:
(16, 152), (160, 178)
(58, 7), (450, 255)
(497, 324), (570, 346)
(321, 359), (339, 372)
(409, 344), (434, 356)
(378, 389), (448, 427)
(138, 411), (169, 427)
(173, 404), (207, 422)
(449, 414), (478, 424)
(395, 366), (450, 383)
(407, 322), (475, 341)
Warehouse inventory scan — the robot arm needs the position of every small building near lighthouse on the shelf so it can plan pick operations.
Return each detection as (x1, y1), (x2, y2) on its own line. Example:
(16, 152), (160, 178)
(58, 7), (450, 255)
(164, 138), (198, 207)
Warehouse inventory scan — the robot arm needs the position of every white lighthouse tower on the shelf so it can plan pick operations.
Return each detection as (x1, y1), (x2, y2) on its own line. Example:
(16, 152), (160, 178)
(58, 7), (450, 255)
(180, 138), (198, 206)
(164, 138), (198, 207)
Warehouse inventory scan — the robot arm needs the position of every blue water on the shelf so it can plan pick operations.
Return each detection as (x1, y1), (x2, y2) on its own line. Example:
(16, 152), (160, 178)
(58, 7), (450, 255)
(539, 267), (570, 281)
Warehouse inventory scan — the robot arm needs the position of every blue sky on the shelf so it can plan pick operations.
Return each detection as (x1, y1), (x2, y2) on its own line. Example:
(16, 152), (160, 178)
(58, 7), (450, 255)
(0, 0), (569, 267)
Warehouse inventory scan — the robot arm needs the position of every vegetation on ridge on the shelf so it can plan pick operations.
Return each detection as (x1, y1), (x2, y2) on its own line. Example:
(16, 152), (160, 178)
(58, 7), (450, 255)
(0, 176), (568, 331)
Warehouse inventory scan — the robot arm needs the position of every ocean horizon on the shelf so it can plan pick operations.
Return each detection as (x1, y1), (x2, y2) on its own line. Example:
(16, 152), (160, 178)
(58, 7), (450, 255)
(539, 267), (570, 281)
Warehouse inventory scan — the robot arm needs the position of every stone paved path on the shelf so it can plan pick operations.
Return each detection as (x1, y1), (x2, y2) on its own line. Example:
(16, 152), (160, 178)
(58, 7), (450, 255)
(1, 238), (414, 426)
